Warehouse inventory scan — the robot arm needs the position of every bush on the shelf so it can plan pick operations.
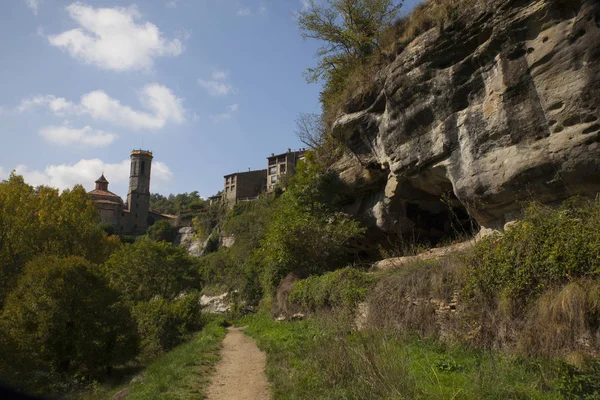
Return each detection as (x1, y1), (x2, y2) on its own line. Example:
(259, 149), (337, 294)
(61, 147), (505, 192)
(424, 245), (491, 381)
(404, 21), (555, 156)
(131, 293), (202, 359)
(102, 238), (200, 305)
(147, 219), (178, 243)
(466, 198), (600, 309)
(0, 174), (121, 305)
(289, 267), (374, 313)
(0, 256), (138, 385)
(259, 152), (364, 296)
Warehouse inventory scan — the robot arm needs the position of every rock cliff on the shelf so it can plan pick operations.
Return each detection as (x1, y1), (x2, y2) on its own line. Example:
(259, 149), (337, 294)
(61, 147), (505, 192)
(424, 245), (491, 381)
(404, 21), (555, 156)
(332, 0), (600, 239)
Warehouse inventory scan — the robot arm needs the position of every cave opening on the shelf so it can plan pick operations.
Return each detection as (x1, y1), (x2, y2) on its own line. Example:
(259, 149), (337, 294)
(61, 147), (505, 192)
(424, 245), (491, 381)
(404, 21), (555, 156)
(382, 173), (479, 256)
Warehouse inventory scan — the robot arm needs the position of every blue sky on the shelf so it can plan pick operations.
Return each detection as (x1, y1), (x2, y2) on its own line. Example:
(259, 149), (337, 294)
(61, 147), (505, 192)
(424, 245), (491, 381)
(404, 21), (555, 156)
(0, 0), (418, 198)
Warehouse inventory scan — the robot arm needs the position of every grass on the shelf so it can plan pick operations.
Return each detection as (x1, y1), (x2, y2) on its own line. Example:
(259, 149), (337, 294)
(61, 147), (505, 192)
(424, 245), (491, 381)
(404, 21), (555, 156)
(242, 313), (585, 400)
(83, 319), (226, 400)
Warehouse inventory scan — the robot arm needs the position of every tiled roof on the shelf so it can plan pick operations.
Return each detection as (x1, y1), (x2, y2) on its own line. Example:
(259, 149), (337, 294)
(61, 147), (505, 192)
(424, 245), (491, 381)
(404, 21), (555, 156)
(95, 174), (109, 183)
(93, 199), (123, 205)
(89, 189), (121, 198)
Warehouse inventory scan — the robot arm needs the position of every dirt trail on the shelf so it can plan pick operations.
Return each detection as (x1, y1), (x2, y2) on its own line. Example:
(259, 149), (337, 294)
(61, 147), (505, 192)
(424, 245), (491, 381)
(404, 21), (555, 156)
(206, 326), (270, 400)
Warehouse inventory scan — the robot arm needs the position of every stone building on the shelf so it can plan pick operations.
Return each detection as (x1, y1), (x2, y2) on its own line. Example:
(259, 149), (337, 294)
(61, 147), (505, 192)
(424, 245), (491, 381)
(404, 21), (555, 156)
(89, 149), (168, 235)
(266, 149), (306, 192)
(223, 169), (267, 208)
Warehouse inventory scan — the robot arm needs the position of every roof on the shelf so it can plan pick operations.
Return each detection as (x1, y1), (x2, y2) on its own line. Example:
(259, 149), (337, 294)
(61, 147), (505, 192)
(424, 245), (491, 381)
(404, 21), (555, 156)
(93, 199), (123, 205)
(95, 174), (108, 183)
(88, 189), (122, 198)
(224, 169), (267, 178)
(267, 150), (306, 159)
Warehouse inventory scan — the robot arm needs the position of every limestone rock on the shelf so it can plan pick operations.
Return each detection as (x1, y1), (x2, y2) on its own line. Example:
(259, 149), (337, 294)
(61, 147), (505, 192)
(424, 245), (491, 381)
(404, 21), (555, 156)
(175, 226), (205, 257)
(200, 292), (230, 314)
(332, 0), (600, 236)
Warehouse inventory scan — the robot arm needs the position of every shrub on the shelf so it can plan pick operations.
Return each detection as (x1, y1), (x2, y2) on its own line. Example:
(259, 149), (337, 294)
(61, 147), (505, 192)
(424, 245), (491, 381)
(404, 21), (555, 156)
(102, 238), (200, 305)
(259, 152), (364, 295)
(466, 199), (600, 309)
(0, 256), (138, 383)
(289, 267), (374, 313)
(131, 293), (202, 359)
(147, 219), (178, 243)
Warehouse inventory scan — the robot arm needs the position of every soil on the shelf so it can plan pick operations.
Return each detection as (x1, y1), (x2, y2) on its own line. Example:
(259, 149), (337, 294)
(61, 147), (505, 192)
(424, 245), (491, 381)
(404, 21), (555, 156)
(206, 326), (270, 400)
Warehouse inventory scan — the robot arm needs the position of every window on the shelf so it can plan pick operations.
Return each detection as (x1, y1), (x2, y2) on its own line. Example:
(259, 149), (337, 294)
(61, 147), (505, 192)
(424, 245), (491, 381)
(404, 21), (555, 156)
(270, 175), (278, 184)
(141, 161), (146, 175)
(231, 185), (235, 191)
(280, 164), (286, 173)
(268, 158), (276, 166)
(269, 166), (277, 175)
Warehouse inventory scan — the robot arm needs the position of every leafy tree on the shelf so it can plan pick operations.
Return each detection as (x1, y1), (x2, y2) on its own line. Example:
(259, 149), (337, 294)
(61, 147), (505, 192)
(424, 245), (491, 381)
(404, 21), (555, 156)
(147, 219), (178, 243)
(150, 192), (206, 215)
(259, 152), (364, 294)
(102, 238), (199, 305)
(1, 256), (138, 380)
(297, 0), (402, 83)
(0, 173), (120, 305)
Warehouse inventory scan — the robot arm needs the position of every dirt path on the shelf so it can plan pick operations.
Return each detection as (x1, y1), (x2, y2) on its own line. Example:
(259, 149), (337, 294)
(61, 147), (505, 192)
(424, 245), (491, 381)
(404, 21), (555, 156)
(206, 326), (270, 400)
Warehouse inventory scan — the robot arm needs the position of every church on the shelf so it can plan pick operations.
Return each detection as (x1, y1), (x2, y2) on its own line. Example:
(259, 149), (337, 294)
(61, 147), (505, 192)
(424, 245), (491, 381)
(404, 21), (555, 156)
(89, 149), (170, 235)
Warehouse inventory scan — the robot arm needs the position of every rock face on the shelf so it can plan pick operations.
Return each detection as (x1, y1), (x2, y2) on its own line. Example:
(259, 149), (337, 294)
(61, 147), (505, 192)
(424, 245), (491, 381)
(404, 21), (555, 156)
(332, 0), (600, 237)
(175, 226), (204, 257)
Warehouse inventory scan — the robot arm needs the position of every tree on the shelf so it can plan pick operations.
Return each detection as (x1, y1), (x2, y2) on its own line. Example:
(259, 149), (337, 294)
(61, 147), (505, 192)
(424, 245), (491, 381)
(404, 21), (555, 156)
(295, 112), (326, 149)
(259, 152), (364, 294)
(1, 256), (138, 379)
(147, 219), (178, 243)
(0, 174), (120, 305)
(297, 0), (402, 83)
(102, 238), (199, 305)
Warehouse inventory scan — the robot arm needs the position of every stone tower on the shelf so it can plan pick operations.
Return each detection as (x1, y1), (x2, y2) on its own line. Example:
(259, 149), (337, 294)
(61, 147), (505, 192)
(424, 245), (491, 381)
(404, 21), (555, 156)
(127, 149), (153, 235)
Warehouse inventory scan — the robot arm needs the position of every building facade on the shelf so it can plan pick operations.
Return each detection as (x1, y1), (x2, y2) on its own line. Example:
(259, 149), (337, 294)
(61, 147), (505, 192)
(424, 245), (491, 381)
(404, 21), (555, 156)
(89, 149), (160, 235)
(266, 149), (306, 192)
(223, 169), (267, 208)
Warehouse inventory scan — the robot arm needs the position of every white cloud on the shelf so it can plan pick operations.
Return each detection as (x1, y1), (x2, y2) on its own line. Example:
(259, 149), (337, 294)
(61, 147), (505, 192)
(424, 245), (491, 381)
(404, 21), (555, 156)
(165, 0), (177, 8)
(259, 3), (267, 14)
(211, 104), (239, 123)
(24, 0), (41, 15)
(198, 71), (236, 96)
(40, 125), (117, 147)
(300, 0), (312, 11)
(237, 7), (252, 16)
(48, 3), (183, 71)
(18, 95), (79, 115)
(11, 159), (173, 195)
(19, 84), (186, 130)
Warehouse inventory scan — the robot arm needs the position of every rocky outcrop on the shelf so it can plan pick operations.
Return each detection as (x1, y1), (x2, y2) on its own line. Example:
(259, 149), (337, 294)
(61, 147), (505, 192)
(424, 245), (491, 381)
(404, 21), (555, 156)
(332, 0), (600, 237)
(200, 292), (230, 314)
(175, 226), (204, 257)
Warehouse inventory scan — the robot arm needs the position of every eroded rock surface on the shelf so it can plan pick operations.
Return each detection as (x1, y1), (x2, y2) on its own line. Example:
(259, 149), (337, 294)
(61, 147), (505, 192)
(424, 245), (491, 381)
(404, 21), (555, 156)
(333, 0), (600, 236)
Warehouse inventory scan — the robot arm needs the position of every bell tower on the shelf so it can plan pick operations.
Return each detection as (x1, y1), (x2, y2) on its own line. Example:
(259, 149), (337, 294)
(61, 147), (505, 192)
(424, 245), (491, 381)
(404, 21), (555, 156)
(127, 149), (153, 235)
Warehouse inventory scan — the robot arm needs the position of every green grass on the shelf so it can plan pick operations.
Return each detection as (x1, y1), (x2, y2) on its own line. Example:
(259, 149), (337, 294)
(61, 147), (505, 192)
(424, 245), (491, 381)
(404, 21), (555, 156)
(83, 320), (226, 400)
(242, 313), (576, 400)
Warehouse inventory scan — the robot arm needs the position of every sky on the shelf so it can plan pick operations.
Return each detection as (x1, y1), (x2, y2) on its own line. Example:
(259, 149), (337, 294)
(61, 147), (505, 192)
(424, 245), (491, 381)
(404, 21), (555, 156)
(0, 0), (419, 199)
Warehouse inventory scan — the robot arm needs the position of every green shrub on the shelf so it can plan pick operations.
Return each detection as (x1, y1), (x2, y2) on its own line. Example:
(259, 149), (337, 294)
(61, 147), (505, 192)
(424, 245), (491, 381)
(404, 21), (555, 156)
(0, 256), (138, 385)
(289, 267), (374, 312)
(259, 153), (364, 295)
(132, 293), (202, 359)
(466, 199), (600, 309)
(146, 219), (178, 243)
(102, 238), (199, 305)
